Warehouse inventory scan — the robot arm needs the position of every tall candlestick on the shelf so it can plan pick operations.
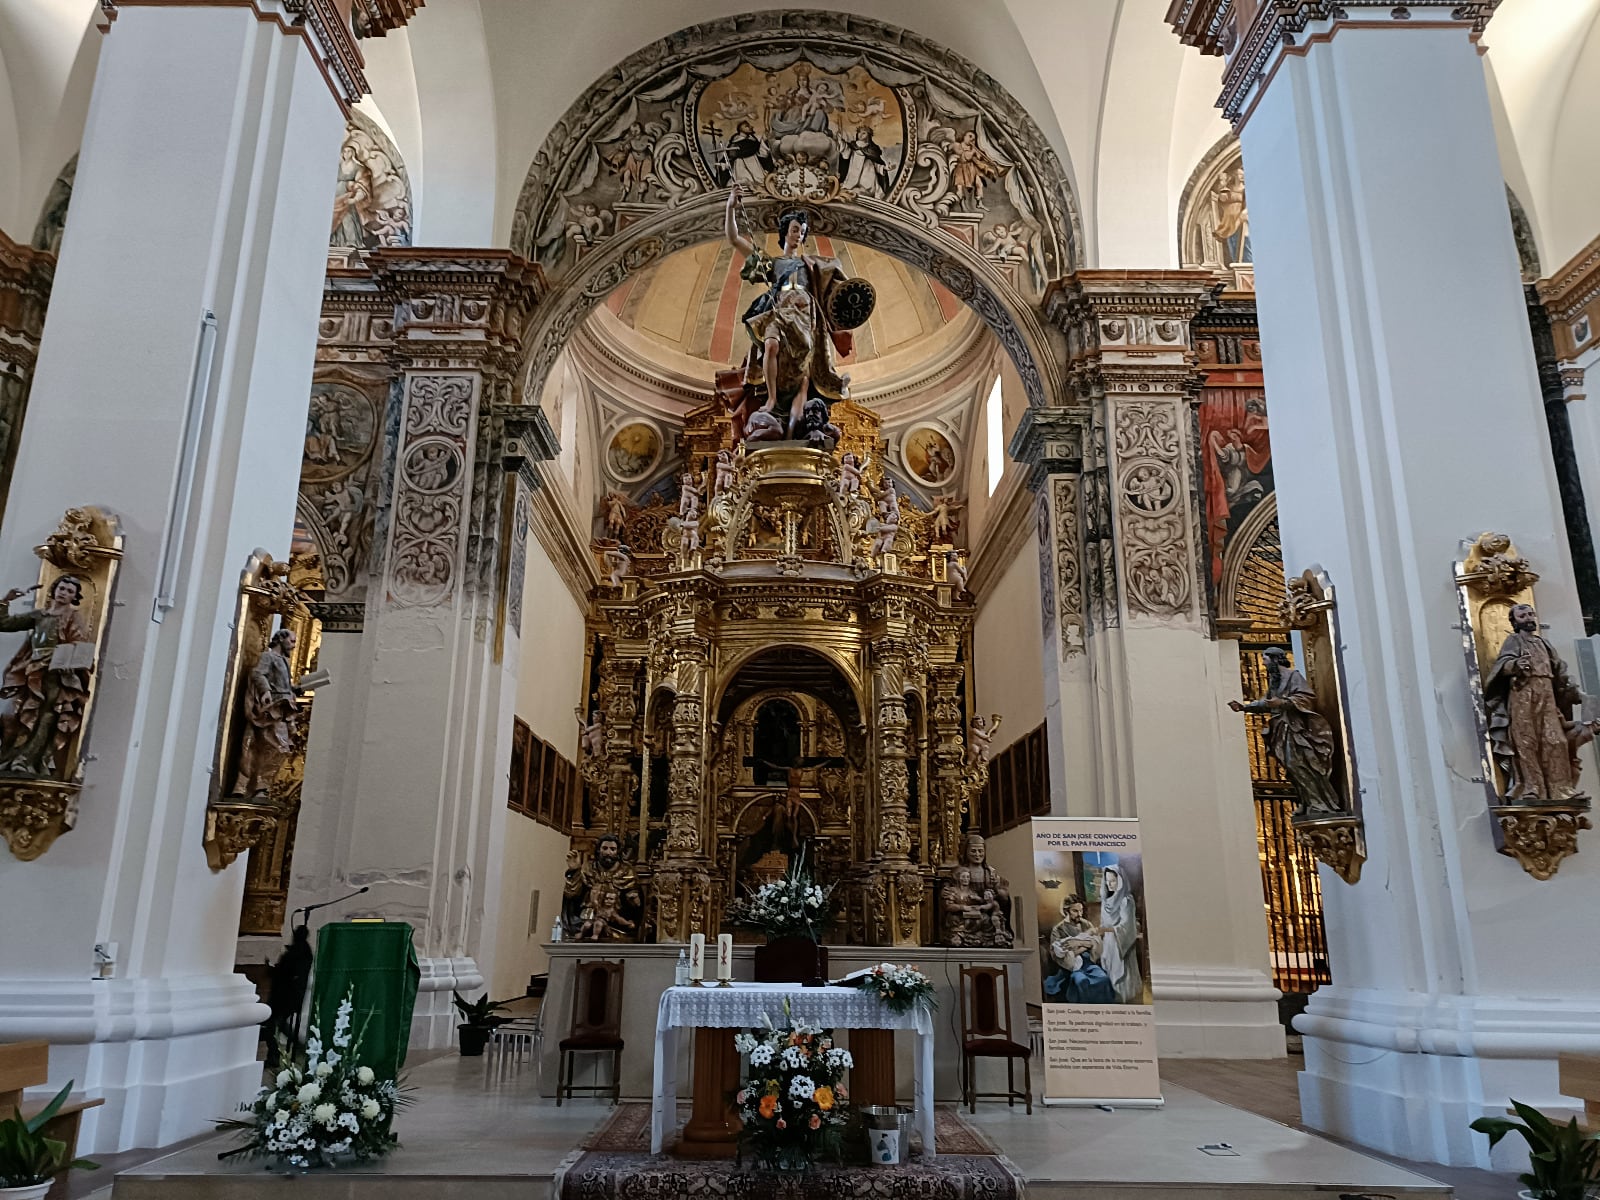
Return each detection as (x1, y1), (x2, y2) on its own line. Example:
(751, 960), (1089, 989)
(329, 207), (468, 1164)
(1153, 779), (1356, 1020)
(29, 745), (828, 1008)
(716, 933), (733, 985)
(689, 933), (705, 982)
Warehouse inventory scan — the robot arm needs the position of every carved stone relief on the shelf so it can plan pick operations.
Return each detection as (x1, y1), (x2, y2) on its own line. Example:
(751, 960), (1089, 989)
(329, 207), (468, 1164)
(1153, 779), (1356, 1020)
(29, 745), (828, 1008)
(1113, 400), (1194, 619)
(386, 374), (476, 608)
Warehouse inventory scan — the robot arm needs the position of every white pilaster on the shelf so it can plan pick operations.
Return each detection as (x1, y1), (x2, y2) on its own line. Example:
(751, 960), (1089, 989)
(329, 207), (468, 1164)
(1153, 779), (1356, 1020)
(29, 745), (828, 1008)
(1236, 10), (1600, 1167)
(0, 4), (346, 1152)
(1017, 274), (1284, 1059)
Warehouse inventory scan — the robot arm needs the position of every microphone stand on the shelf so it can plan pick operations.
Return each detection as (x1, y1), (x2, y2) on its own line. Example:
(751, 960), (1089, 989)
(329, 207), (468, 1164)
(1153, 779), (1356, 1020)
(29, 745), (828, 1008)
(288, 886), (370, 1042)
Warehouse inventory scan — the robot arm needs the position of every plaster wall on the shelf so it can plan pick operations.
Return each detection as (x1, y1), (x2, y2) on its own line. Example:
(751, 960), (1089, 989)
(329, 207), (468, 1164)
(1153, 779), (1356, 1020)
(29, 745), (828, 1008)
(487, 523), (588, 997)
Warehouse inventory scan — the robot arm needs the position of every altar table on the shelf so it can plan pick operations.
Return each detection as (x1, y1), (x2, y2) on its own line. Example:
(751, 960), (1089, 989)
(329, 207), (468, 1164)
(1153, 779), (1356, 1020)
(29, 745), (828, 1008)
(651, 982), (937, 1159)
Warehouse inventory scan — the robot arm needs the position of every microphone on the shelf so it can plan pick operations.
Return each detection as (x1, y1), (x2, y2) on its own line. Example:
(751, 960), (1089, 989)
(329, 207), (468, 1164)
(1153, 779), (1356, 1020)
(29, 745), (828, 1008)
(292, 886), (370, 928)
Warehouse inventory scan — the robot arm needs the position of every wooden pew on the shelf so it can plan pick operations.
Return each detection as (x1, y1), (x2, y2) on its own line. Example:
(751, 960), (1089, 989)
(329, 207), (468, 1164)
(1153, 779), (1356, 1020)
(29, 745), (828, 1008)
(0, 1041), (104, 1199)
(1553, 1053), (1600, 1133)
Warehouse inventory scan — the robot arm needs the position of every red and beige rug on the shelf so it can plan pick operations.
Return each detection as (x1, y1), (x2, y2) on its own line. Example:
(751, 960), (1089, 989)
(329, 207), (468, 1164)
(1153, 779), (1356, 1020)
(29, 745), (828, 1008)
(557, 1104), (1021, 1199)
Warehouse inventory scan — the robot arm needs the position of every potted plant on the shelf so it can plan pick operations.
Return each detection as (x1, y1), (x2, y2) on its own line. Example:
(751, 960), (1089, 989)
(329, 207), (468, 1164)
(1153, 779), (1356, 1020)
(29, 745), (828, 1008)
(1471, 1100), (1600, 1200)
(451, 991), (510, 1057)
(0, 1082), (98, 1199)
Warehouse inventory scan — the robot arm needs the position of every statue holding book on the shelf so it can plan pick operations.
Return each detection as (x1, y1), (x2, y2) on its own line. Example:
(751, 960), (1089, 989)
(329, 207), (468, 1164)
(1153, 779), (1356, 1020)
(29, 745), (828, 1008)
(0, 575), (95, 779)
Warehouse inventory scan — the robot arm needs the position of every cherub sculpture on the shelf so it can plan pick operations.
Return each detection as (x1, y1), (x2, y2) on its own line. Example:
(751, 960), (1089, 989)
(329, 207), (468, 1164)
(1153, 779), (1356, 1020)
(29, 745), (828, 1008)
(837, 451), (868, 499)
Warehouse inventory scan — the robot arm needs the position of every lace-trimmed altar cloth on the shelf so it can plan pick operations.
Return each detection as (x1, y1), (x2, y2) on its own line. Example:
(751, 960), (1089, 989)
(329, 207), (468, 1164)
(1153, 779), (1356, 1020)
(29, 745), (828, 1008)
(650, 982), (937, 1158)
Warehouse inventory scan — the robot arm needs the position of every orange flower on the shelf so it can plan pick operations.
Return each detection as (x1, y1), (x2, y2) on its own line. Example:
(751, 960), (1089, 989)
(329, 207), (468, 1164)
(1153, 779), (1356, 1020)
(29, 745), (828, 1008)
(759, 1094), (778, 1119)
(813, 1086), (835, 1112)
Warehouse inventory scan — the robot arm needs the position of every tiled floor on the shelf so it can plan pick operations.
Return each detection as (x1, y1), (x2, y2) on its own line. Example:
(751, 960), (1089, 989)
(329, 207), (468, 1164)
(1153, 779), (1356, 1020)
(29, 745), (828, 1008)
(1161, 1057), (1521, 1200)
(96, 1050), (1474, 1199)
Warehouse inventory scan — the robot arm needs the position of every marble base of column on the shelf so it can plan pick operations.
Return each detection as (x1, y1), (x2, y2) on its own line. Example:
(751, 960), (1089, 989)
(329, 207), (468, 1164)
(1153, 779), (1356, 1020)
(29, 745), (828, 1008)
(675, 1028), (739, 1158)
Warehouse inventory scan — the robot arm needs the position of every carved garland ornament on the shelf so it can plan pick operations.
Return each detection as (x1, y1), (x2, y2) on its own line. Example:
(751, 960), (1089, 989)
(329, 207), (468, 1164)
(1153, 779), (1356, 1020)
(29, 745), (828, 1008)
(387, 375), (475, 608)
(1048, 475), (1085, 653)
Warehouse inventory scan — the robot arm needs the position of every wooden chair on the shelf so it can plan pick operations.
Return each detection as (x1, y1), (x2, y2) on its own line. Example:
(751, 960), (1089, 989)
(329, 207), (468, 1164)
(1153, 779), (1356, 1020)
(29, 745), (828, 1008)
(958, 965), (1032, 1114)
(556, 959), (624, 1106)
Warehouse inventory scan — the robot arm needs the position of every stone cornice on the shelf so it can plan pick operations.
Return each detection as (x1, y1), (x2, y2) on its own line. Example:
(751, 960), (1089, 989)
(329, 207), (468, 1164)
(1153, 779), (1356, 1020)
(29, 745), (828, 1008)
(1010, 404), (1089, 494)
(1166, 1), (1500, 127)
(1537, 232), (1600, 325)
(371, 249), (547, 376)
(966, 470), (1036, 602)
(529, 473), (597, 611)
(0, 229), (55, 352)
(101, 0), (420, 111)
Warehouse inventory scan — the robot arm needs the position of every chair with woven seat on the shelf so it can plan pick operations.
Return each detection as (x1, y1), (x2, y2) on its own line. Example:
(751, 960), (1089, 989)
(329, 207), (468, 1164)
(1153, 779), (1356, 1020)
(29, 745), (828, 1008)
(557, 959), (624, 1106)
(958, 963), (1032, 1113)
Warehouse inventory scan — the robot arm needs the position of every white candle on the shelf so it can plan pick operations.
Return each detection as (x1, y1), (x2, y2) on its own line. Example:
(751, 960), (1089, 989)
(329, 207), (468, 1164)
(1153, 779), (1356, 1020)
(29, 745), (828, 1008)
(689, 933), (705, 981)
(716, 933), (734, 981)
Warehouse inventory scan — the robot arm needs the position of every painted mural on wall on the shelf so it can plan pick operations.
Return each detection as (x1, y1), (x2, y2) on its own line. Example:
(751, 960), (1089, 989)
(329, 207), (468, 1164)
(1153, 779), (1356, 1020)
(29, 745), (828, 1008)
(513, 15), (1076, 304)
(1198, 389), (1271, 591)
(329, 110), (412, 250)
(1180, 140), (1252, 284)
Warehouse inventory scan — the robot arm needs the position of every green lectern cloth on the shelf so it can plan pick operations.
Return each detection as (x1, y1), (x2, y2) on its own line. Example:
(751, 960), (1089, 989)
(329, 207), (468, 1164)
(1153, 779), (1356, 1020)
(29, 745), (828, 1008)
(309, 922), (420, 1079)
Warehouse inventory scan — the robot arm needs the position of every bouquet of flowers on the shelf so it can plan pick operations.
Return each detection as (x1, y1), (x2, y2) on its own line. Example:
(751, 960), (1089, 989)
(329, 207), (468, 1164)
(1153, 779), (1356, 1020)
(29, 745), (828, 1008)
(843, 963), (937, 1015)
(726, 847), (833, 940)
(217, 989), (409, 1169)
(734, 1003), (852, 1171)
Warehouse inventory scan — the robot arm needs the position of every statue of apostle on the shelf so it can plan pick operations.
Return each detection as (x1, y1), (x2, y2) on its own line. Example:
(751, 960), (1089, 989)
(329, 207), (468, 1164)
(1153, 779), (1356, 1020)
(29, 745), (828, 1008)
(938, 833), (1014, 948)
(1483, 603), (1598, 802)
(228, 627), (302, 798)
(562, 832), (641, 941)
(1228, 646), (1343, 816)
(0, 575), (94, 778)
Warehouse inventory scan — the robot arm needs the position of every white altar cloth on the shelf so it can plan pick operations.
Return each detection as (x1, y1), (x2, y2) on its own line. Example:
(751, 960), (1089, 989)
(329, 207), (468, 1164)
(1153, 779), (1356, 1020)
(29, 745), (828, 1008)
(650, 982), (937, 1159)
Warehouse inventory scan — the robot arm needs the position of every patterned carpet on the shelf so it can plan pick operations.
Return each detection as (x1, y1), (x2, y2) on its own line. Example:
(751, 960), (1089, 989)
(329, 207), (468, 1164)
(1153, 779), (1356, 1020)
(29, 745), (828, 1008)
(559, 1104), (1020, 1198)
(584, 1103), (1000, 1156)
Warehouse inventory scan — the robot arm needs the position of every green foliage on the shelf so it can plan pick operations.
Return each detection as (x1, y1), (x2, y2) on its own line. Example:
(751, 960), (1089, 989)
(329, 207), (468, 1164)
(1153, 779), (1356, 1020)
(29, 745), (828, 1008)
(451, 990), (511, 1029)
(0, 1082), (99, 1187)
(1471, 1100), (1600, 1200)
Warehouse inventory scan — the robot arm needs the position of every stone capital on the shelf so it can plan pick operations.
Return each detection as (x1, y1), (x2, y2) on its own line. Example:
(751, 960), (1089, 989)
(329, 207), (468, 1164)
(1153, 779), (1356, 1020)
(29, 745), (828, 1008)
(1011, 404), (1088, 493)
(1165, 1), (1500, 125)
(372, 249), (547, 378)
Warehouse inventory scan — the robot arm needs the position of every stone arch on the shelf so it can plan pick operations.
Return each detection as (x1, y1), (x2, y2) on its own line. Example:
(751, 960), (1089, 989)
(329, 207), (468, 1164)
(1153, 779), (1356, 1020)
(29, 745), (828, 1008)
(510, 11), (1081, 413)
(31, 154), (75, 254)
(1218, 494), (1285, 631)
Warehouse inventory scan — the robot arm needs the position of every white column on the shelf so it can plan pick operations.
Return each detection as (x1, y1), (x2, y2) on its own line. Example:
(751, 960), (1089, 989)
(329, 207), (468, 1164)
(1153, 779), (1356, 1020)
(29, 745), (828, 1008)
(1017, 273), (1284, 1059)
(0, 4), (349, 1152)
(1234, 9), (1600, 1167)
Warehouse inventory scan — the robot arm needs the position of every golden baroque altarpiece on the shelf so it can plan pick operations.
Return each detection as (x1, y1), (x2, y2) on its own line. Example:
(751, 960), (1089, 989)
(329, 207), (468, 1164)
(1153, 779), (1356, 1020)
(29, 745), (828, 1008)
(580, 401), (987, 947)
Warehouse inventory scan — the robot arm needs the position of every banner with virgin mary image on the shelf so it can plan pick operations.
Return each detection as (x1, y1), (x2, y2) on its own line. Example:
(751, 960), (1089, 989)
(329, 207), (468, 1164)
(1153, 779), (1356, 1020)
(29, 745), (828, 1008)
(1031, 817), (1162, 1106)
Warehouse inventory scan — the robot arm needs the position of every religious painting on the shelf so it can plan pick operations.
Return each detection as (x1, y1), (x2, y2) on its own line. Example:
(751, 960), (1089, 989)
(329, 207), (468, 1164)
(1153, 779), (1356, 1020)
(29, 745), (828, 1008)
(693, 62), (906, 203)
(1198, 390), (1272, 589)
(1033, 839), (1150, 1008)
(902, 426), (957, 487)
(330, 110), (412, 250)
(606, 421), (662, 483)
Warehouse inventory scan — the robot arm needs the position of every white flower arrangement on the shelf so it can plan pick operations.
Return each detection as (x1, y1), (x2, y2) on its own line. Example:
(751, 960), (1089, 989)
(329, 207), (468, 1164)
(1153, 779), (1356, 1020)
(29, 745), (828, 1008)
(734, 1001), (850, 1170)
(217, 989), (410, 1169)
(726, 846), (834, 940)
(844, 962), (937, 1014)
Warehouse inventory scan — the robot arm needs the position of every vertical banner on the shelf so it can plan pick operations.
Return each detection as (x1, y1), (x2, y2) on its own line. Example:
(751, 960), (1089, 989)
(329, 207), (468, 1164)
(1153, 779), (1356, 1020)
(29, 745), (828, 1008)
(1031, 817), (1162, 1106)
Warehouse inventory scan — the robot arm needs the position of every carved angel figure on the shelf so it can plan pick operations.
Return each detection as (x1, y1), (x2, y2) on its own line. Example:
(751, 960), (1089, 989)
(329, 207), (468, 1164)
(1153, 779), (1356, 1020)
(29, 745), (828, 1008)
(837, 451), (868, 498)
(600, 492), (630, 538)
(966, 713), (1002, 767)
(577, 708), (605, 759)
(713, 449), (738, 496)
(930, 494), (964, 542)
(601, 544), (632, 589)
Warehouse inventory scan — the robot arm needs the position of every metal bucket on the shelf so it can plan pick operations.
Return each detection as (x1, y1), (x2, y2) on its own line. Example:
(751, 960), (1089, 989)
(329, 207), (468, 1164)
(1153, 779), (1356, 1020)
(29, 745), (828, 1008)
(862, 1104), (912, 1165)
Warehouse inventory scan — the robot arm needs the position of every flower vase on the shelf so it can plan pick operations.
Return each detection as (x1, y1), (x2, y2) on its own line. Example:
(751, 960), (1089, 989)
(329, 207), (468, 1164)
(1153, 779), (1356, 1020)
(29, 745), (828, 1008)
(0, 1182), (55, 1200)
(752, 936), (828, 985)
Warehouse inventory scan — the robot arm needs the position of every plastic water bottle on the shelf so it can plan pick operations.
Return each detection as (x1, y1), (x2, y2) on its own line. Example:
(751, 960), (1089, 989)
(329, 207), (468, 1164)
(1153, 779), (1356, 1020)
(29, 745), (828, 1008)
(675, 949), (690, 986)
